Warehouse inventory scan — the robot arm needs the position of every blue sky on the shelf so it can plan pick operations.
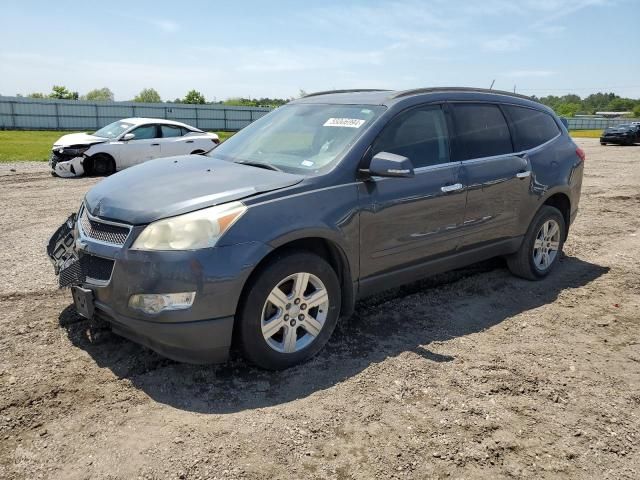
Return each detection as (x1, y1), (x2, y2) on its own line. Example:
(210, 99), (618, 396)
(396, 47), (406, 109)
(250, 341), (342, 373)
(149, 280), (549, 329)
(1, 0), (638, 100)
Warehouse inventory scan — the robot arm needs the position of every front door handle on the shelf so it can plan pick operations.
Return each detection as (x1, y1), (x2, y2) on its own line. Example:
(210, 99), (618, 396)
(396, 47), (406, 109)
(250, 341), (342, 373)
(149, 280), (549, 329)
(151, 143), (160, 146)
(441, 183), (463, 193)
(516, 170), (531, 179)
(185, 140), (194, 144)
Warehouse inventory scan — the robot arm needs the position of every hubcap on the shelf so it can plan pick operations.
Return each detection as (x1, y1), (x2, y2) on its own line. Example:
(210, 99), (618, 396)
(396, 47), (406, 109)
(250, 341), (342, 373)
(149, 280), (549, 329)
(533, 219), (561, 271)
(260, 272), (330, 354)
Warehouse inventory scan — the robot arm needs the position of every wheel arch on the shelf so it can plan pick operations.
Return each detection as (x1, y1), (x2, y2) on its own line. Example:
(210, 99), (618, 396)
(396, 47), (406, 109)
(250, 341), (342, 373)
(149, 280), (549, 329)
(236, 234), (356, 332)
(542, 191), (571, 239)
(85, 151), (116, 174)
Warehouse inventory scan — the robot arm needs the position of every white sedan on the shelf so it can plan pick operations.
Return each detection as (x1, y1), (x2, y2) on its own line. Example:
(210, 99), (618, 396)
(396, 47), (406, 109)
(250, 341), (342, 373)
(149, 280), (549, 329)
(49, 118), (220, 177)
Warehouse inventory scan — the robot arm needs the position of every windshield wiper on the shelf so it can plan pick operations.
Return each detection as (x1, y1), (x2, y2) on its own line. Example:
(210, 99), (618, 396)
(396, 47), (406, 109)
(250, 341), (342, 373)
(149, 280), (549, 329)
(234, 160), (282, 172)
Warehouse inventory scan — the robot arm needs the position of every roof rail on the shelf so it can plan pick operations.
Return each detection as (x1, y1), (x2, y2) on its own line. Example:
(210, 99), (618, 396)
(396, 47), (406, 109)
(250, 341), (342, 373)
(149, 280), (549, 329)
(303, 89), (390, 98)
(390, 87), (536, 102)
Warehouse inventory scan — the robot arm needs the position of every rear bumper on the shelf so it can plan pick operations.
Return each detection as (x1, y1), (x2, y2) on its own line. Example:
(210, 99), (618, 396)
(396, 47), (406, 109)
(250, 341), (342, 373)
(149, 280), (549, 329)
(96, 302), (234, 364)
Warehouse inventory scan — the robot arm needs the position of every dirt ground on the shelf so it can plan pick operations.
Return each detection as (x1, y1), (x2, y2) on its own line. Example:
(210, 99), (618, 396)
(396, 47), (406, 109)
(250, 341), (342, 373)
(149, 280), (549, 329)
(0, 138), (639, 479)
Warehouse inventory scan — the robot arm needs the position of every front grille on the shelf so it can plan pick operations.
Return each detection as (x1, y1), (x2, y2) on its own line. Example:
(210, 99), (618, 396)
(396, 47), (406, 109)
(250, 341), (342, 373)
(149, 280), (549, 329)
(58, 254), (115, 287)
(79, 208), (130, 246)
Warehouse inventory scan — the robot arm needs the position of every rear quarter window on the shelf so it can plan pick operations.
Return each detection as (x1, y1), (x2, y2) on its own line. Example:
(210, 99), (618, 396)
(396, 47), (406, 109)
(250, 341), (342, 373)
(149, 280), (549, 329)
(503, 105), (561, 151)
(451, 103), (513, 160)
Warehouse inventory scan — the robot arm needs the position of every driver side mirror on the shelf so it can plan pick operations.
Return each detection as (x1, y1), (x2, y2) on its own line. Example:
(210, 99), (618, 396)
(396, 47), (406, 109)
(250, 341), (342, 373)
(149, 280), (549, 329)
(121, 133), (135, 141)
(362, 152), (415, 178)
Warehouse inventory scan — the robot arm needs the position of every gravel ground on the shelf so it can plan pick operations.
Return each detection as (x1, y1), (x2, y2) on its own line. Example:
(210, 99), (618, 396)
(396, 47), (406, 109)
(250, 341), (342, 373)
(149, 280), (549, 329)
(1, 138), (639, 479)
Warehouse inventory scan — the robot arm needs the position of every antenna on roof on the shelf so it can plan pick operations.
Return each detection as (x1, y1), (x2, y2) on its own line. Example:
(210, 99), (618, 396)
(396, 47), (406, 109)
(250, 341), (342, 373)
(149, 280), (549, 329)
(489, 79), (495, 90)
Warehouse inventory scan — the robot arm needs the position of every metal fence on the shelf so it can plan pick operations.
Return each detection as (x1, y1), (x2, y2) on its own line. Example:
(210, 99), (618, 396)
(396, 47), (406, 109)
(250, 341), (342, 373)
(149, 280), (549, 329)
(566, 117), (637, 130)
(1, 96), (635, 132)
(0, 96), (273, 132)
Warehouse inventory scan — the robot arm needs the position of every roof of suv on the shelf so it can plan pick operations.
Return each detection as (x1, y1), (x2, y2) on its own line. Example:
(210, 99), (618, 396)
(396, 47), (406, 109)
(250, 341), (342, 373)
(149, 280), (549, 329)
(292, 87), (545, 110)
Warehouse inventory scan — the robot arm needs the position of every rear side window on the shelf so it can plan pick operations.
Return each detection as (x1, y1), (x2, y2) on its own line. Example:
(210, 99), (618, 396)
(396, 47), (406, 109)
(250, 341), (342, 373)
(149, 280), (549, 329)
(372, 105), (450, 168)
(503, 105), (561, 151)
(161, 125), (183, 138)
(451, 103), (513, 160)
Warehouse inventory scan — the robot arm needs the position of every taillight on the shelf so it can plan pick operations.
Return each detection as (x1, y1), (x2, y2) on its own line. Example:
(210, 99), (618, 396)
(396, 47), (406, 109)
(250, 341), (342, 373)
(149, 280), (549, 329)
(576, 146), (586, 162)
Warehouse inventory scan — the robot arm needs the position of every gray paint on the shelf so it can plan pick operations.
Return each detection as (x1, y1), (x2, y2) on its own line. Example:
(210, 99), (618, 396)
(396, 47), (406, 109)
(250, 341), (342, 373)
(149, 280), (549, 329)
(51, 88), (584, 363)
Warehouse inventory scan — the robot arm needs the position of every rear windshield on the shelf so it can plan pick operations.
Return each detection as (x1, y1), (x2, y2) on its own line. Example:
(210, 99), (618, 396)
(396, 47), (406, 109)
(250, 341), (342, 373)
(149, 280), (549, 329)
(207, 104), (385, 174)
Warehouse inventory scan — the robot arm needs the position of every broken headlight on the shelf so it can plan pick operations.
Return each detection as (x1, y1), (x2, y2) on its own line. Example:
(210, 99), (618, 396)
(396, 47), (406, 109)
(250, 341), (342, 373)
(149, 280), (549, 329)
(55, 145), (91, 156)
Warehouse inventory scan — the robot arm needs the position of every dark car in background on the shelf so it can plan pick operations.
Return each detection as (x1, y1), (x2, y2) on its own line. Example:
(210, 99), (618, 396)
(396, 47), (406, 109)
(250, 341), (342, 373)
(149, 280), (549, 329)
(47, 87), (584, 370)
(600, 124), (639, 145)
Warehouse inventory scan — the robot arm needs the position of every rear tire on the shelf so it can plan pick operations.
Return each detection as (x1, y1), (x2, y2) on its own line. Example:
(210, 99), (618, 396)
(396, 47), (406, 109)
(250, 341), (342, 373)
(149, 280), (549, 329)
(237, 251), (341, 370)
(506, 205), (566, 280)
(85, 153), (115, 176)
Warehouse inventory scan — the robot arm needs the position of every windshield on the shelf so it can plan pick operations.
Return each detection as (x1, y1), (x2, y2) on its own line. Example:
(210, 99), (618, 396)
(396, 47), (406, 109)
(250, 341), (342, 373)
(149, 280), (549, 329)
(94, 121), (134, 139)
(207, 104), (385, 174)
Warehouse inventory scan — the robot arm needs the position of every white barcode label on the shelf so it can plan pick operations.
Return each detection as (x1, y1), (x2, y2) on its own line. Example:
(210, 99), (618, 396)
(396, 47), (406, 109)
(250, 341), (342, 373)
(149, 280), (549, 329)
(323, 118), (366, 128)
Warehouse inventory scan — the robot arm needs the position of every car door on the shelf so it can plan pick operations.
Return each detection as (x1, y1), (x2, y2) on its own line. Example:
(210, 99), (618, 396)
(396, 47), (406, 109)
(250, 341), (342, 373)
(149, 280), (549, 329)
(120, 124), (162, 168)
(450, 103), (530, 247)
(159, 124), (189, 157)
(358, 104), (467, 282)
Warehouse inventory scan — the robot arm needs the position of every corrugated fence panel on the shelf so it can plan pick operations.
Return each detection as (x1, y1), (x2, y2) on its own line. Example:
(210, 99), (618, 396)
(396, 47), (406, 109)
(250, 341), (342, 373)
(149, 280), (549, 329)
(0, 96), (273, 131)
(566, 117), (637, 130)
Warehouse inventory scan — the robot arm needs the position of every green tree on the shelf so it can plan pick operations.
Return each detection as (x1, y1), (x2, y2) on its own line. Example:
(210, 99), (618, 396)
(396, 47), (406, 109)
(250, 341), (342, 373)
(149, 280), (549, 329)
(183, 89), (206, 104)
(633, 104), (640, 118)
(26, 92), (45, 98)
(83, 87), (114, 101)
(133, 88), (162, 103)
(606, 97), (635, 112)
(49, 85), (79, 100)
(556, 102), (581, 117)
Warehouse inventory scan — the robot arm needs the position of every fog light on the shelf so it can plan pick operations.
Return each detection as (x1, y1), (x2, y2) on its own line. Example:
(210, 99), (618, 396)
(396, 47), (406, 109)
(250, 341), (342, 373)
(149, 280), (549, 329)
(128, 292), (196, 314)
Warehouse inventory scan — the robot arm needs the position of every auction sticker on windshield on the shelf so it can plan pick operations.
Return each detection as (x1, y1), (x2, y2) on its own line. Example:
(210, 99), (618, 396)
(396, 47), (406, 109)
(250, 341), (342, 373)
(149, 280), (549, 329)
(323, 118), (366, 128)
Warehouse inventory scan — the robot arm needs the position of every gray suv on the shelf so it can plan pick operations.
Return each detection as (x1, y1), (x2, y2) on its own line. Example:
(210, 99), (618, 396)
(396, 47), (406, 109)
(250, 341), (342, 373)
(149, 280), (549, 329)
(48, 88), (585, 369)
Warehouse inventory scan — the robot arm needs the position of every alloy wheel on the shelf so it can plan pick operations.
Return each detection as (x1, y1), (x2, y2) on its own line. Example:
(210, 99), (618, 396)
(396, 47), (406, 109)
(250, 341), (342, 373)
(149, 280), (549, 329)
(533, 219), (561, 271)
(260, 272), (330, 353)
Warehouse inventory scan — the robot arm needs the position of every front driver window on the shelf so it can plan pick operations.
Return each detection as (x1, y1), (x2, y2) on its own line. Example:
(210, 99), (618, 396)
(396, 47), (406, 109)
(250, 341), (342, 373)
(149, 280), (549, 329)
(372, 105), (450, 168)
(131, 125), (157, 140)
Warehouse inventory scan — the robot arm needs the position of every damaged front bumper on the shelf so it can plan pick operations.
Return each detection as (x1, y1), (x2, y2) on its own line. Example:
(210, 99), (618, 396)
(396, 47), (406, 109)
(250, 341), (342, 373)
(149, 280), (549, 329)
(46, 211), (269, 363)
(49, 150), (86, 177)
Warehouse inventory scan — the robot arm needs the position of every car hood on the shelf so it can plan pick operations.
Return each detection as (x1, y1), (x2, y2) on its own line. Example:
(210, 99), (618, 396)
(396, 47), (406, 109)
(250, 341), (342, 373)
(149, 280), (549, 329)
(53, 132), (109, 148)
(84, 155), (304, 224)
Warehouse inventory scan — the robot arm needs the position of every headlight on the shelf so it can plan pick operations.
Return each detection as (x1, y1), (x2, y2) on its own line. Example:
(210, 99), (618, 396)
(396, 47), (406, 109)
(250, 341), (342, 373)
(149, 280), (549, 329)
(131, 201), (247, 251)
(59, 146), (91, 156)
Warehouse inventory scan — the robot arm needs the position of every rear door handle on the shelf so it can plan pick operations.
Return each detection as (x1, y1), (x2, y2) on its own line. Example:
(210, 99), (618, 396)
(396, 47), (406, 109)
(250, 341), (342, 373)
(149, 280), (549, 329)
(185, 140), (194, 144)
(151, 143), (160, 146)
(516, 171), (531, 179)
(441, 183), (463, 193)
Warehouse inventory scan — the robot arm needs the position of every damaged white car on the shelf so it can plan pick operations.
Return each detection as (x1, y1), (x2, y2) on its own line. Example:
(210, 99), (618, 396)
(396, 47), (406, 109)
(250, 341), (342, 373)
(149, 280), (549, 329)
(49, 118), (220, 177)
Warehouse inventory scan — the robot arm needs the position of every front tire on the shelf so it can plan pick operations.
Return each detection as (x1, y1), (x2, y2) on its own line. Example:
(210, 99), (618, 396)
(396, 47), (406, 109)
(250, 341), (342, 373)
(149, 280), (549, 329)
(237, 251), (341, 370)
(85, 153), (115, 176)
(507, 205), (566, 280)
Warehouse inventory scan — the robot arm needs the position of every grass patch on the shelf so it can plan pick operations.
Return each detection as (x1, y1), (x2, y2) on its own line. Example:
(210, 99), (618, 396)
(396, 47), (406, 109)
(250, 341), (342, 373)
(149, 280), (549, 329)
(0, 130), (235, 162)
(0, 130), (69, 162)
(570, 129), (602, 138)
